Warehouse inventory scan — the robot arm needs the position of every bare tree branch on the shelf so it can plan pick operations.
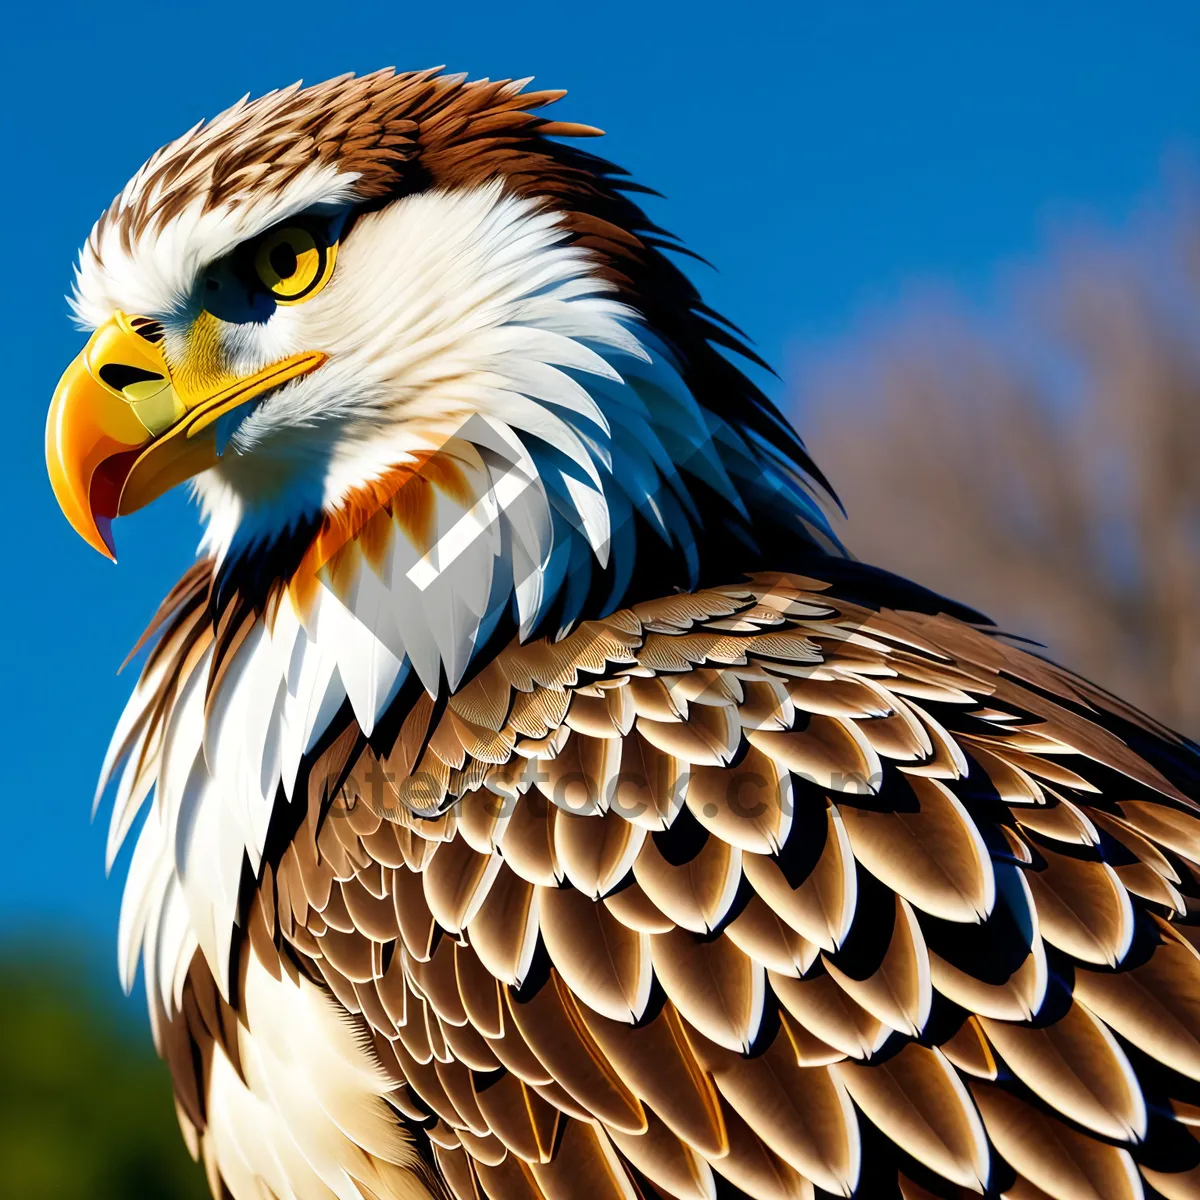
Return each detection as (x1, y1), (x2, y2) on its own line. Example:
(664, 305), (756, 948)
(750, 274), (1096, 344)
(798, 198), (1200, 735)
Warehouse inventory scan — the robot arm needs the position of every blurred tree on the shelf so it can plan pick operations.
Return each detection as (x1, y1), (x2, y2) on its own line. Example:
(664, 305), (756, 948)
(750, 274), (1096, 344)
(800, 197), (1200, 739)
(0, 939), (208, 1199)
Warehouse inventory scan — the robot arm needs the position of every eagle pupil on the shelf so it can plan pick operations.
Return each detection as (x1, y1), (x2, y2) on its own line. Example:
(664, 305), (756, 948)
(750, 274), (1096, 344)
(269, 243), (298, 279)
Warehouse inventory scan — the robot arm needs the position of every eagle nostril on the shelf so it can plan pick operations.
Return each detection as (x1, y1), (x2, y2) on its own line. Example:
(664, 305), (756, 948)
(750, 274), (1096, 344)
(129, 316), (165, 344)
(98, 363), (167, 393)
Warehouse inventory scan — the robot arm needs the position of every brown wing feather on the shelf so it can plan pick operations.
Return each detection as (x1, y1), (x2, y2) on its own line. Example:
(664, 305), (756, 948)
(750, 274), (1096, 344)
(172, 572), (1200, 1199)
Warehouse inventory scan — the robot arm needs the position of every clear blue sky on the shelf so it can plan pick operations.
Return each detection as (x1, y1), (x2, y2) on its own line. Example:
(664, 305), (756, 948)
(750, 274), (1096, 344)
(3, 2), (1198, 963)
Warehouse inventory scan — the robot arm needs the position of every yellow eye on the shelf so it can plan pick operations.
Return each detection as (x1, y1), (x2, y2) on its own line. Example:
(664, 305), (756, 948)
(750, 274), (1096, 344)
(253, 225), (337, 304)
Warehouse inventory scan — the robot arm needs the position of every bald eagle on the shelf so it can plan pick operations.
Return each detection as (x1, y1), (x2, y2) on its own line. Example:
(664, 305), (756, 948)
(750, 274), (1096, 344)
(46, 69), (1200, 1200)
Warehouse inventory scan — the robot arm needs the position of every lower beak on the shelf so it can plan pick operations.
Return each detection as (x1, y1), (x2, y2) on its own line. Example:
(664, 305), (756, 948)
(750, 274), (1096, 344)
(46, 312), (325, 559)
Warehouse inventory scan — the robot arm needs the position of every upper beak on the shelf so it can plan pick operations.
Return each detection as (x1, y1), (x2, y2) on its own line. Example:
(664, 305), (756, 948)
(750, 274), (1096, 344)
(46, 312), (325, 559)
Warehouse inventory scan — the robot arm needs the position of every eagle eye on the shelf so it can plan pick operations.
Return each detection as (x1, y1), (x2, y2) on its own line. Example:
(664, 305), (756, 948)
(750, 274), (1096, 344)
(252, 224), (337, 304)
(199, 214), (343, 323)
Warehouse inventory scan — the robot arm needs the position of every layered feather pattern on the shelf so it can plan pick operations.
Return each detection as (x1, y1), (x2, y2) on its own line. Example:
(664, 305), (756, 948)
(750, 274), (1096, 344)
(116, 570), (1200, 1200)
(68, 65), (1200, 1200)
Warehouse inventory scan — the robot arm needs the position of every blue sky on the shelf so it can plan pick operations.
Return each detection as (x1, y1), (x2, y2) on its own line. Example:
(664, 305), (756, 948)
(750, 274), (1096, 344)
(2, 1), (1198, 966)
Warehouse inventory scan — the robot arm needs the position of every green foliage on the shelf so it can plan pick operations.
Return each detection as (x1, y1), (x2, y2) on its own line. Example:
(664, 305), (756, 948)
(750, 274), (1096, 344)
(0, 939), (209, 1199)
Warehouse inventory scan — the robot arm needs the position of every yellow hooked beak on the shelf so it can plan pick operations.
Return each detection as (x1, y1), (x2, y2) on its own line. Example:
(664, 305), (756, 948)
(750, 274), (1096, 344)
(46, 312), (326, 559)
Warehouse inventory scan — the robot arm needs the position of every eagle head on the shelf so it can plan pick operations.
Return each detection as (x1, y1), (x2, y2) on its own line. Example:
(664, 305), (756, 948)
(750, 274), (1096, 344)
(47, 69), (835, 676)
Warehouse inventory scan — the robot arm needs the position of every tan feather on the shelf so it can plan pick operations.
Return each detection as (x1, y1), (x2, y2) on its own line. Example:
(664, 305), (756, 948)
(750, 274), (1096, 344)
(837, 776), (994, 923)
(360, 820), (409, 868)
(436, 1056), (492, 1136)
(1073, 918), (1200, 1080)
(1016, 797), (1100, 847)
(395, 822), (441, 872)
(448, 659), (512, 731)
(392, 990), (434, 1065)
(785, 675), (893, 720)
(627, 676), (684, 723)
(409, 935), (469, 1027)
(508, 686), (571, 741)
(1025, 845), (1133, 966)
(466, 865), (540, 987)
(608, 1111), (717, 1200)
(352, 979), (397, 1041)
(700, 1028), (861, 1197)
(633, 829), (742, 934)
(424, 837), (503, 933)
(824, 896), (932, 1036)
(455, 942), (505, 1039)
(457, 1128), (510, 1168)
(440, 1014), (502, 1073)
(450, 713), (517, 765)
(710, 1101), (816, 1200)
(835, 1044), (989, 1192)
(538, 885), (651, 1023)
(577, 1001), (728, 1160)
(602, 880), (676, 934)
(724, 893), (821, 978)
(770, 970), (890, 1060)
(472, 1072), (559, 1165)
(970, 1082), (1142, 1200)
(1116, 801), (1200, 865)
(778, 1011), (847, 1067)
(504, 971), (647, 1134)
(483, 1019), (553, 1089)
(686, 745), (792, 854)
(639, 633), (747, 674)
(553, 807), (645, 899)
(375, 949), (409, 1030)
(537, 733), (621, 816)
(979, 1000), (1146, 1142)
(963, 743), (1045, 805)
(748, 715), (881, 795)
(741, 804), (856, 951)
(293, 824), (335, 912)
(998, 825), (1035, 864)
(651, 926), (765, 1053)
(340, 874), (400, 942)
(637, 703), (741, 768)
(737, 677), (795, 731)
(856, 705), (934, 764)
(1115, 861), (1185, 913)
(458, 788), (513, 856)
(526, 1117), (639, 1200)
(1002, 750), (1101, 794)
(930, 946), (1048, 1024)
(433, 1142), (484, 1200)
(897, 699), (971, 779)
(497, 793), (560, 888)
(940, 1016), (999, 1081)
(317, 923), (376, 983)
(611, 733), (685, 830)
(564, 686), (635, 740)
(929, 870), (1047, 1021)
(663, 666), (741, 708)
(473, 1151), (545, 1200)
(1140, 1162), (1200, 1200)
(317, 876), (356, 933)
(1089, 811), (1181, 883)
(390, 1034), (468, 1131)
